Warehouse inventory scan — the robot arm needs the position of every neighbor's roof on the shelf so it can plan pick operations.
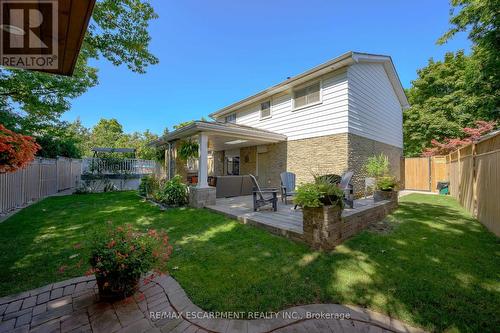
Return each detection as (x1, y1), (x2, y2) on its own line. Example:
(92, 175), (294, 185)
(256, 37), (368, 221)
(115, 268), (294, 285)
(209, 51), (410, 118)
(156, 121), (287, 144)
(91, 147), (136, 153)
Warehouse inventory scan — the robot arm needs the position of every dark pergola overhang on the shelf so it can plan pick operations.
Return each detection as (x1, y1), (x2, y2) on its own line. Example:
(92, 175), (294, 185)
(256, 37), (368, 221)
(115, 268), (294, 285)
(91, 147), (136, 158)
(0, 0), (96, 76)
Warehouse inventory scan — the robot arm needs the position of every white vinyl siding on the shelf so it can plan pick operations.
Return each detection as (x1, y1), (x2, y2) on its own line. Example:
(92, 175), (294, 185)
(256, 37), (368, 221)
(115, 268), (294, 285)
(347, 63), (403, 148)
(260, 101), (271, 119)
(215, 64), (403, 147)
(218, 69), (349, 141)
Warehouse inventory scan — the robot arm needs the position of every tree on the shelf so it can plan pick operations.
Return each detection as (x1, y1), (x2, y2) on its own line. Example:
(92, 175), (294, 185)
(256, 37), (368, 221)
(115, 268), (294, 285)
(85, 118), (163, 160)
(172, 117), (208, 130)
(0, 125), (40, 173)
(438, 0), (500, 122)
(90, 119), (125, 149)
(34, 121), (88, 159)
(0, 0), (158, 135)
(404, 52), (473, 156)
(403, 0), (499, 156)
(128, 130), (162, 160)
(422, 120), (496, 156)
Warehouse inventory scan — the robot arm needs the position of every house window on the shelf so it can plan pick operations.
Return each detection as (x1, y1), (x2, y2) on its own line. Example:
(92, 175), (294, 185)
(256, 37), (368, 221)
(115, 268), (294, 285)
(260, 101), (271, 119)
(293, 81), (321, 109)
(226, 156), (240, 175)
(225, 113), (236, 123)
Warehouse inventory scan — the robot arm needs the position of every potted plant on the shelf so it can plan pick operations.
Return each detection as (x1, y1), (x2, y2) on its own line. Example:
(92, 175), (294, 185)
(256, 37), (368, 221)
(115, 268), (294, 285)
(364, 153), (389, 179)
(373, 176), (399, 202)
(363, 154), (399, 202)
(178, 140), (199, 161)
(88, 224), (172, 301)
(294, 180), (344, 250)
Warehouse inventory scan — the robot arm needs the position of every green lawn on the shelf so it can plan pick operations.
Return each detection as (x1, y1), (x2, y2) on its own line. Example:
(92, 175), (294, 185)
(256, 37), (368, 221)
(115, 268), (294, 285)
(0, 192), (498, 332)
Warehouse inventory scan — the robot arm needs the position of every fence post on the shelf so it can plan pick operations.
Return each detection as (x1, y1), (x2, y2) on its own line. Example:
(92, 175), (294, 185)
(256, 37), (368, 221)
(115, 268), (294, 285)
(38, 158), (42, 199)
(472, 143), (478, 217)
(55, 157), (60, 192)
(457, 148), (461, 202)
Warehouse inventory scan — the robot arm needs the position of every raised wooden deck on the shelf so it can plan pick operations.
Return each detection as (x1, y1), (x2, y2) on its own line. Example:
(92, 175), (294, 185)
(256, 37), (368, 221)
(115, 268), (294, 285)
(206, 195), (389, 241)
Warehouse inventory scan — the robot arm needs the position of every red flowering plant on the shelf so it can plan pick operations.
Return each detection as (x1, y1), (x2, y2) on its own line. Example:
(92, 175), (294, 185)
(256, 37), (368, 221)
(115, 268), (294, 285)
(88, 224), (173, 300)
(0, 124), (40, 173)
(422, 120), (497, 156)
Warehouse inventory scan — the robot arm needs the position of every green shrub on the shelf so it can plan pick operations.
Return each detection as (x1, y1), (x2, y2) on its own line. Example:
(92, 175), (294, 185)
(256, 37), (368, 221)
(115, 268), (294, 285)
(313, 173), (341, 185)
(294, 183), (322, 208)
(138, 175), (159, 197)
(294, 181), (344, 208)
(377, 176), (398, 191)
(153, 175), (188, 206)
(364, 154), (390, 178)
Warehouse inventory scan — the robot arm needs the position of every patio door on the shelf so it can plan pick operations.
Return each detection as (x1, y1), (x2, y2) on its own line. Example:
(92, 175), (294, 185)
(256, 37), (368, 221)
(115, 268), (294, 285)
(257, 150), (270, 186)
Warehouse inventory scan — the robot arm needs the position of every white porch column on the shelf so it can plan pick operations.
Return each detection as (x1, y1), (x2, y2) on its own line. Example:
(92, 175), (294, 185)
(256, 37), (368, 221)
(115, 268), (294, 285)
(197, 132), (209, 188)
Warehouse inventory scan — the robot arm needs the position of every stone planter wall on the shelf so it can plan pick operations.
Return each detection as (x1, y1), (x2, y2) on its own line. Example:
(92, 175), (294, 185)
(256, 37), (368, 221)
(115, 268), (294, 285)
(303, 206), (343, 251)
(374, 190), (398, 202)
(303, 196), (398, 250)
(341, 199), (398, 240)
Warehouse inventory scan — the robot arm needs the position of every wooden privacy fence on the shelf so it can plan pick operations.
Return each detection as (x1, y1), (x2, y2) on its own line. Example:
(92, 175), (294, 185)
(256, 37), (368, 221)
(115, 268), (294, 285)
(447, 132), (500, 236)
(0, 157), (82, 215)
(404, 156), (448, 192)
(404, 131), (500, 236)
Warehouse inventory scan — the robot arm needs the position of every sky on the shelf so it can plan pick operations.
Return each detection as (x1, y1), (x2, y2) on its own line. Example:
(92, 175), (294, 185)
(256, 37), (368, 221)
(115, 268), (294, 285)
(62, 0), (471, 135)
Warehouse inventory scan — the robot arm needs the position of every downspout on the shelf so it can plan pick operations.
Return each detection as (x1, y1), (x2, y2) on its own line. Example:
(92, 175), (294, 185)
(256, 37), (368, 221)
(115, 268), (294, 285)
(166, 142), (172, 180)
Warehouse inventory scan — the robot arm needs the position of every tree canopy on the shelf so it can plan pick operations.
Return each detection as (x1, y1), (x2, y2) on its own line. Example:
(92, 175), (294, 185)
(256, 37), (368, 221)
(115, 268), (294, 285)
(0, 0), (158, 136)
(403, 0), (499, 156)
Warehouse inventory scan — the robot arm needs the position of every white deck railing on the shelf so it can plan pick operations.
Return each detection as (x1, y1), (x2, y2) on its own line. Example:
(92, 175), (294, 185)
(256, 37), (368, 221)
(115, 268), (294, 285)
(82, 158), (159, 175)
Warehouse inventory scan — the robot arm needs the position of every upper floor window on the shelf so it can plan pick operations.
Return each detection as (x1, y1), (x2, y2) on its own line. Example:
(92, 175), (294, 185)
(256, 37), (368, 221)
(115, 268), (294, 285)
(293, 81), (321, 109)
(260, 101), (271, 119)
(225, 113), (236, 123)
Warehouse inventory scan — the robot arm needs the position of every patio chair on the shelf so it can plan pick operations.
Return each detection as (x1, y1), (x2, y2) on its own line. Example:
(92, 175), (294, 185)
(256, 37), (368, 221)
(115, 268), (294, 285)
(280, 172), (296, 205)
(338, 171), (354, 209)
(364, 177), (376, 199)
(249, 174), (278, 212)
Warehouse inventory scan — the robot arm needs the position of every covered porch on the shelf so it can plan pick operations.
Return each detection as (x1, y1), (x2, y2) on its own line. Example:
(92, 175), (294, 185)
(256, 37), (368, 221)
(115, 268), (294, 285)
(162, 121), (287, 206)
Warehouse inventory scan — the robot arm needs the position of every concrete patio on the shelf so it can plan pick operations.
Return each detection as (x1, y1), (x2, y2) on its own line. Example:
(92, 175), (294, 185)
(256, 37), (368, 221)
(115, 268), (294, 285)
(206, 196), (395, 242)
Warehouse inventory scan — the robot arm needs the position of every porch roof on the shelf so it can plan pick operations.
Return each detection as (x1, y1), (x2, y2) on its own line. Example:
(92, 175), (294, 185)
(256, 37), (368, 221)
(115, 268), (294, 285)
(159, 121), (287, 150)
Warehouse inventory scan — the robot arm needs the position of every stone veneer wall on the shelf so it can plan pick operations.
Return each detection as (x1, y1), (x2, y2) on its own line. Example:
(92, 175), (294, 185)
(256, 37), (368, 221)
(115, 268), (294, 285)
(239, 146), (257, 176)
(169, 132), (401, 191)
(261, 143), (287, 188)
(286, 133), (349, 186)
(238, 143), (286, 188)
(212, 151), (225, 176)
(347, 133), (402, 196)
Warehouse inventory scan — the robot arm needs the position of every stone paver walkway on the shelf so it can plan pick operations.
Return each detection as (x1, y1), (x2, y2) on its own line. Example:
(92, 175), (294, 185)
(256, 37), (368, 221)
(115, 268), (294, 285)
(0, 275), (426, 333)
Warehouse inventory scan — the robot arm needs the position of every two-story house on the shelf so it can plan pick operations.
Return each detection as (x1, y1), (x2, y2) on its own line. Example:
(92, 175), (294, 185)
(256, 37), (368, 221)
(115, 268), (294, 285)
(160, 51), (409, 204)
